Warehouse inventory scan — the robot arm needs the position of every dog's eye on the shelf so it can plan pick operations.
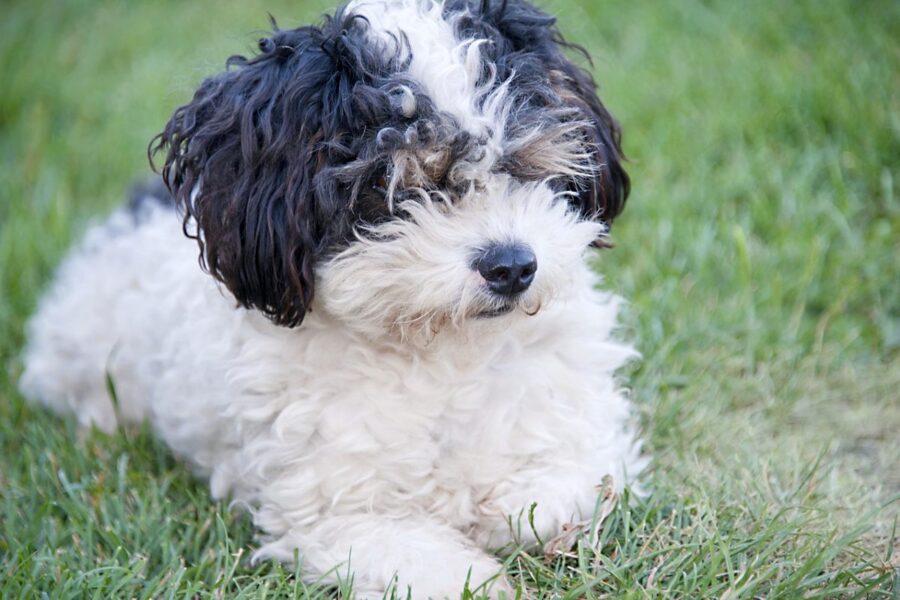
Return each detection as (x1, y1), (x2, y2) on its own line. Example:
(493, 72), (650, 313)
(374, 175), (387, 191)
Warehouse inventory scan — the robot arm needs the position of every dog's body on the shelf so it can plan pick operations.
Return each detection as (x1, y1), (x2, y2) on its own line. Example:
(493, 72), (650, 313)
(20, 0), (644, 597)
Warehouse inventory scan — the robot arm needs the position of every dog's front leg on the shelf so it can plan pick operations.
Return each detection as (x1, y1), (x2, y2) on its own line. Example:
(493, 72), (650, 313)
(470, 468), (602, 550)
(258, 512), (512, 599)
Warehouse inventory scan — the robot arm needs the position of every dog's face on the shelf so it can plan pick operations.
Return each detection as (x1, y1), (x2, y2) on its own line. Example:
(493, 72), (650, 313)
(153, 0), (628, 341)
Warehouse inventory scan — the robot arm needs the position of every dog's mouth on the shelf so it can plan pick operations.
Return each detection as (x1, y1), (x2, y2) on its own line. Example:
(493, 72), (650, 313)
(474, 303), (516, 319)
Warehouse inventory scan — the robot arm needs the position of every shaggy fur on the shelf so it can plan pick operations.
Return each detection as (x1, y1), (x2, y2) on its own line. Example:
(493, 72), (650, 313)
(20, 0), (644, 597)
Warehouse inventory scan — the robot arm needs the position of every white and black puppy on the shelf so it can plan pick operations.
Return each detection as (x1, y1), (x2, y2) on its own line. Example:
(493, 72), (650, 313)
(20, 0), (645, 597)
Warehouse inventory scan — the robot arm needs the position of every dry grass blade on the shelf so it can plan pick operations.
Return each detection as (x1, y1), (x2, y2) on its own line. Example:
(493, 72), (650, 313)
(543, 475), (619, 562)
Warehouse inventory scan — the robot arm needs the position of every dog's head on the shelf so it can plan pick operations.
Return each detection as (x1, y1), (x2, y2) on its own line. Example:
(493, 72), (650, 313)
(152, 0), (628, 342)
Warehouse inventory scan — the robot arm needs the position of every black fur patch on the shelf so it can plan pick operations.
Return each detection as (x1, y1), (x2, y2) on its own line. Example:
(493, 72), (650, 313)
(447, 0), (629, 222)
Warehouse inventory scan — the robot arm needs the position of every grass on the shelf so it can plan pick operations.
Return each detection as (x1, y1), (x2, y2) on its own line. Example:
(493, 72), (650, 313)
(1, 0), (898, 597)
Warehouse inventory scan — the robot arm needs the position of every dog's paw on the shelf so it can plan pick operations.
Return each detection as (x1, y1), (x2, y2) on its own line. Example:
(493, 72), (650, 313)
(369, 556), (510, 600)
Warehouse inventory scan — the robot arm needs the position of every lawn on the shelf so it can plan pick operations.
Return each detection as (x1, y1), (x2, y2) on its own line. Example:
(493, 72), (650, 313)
(1, 0), (898, 597)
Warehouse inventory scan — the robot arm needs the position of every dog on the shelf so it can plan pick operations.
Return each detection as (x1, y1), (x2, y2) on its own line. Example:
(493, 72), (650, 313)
(19, 0), (645, 597)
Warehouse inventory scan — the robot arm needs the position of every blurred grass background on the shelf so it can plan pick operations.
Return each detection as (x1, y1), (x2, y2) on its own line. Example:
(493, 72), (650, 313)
(1, 0), (898, 597)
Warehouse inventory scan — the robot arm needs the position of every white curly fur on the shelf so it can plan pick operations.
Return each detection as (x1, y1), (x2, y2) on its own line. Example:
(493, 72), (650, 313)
(19, 1), (644, 597)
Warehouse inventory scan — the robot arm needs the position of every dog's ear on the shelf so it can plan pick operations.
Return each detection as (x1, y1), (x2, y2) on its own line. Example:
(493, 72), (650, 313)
(151, 18), (360, 327)
(476, 0), (630, 230)
(547, 59), (630, 232)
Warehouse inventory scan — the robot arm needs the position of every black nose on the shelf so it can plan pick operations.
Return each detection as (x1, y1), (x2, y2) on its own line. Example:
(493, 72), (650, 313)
(475, 243), (538, 296)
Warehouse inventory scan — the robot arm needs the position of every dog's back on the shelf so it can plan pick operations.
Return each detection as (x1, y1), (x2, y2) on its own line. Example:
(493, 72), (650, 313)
(20, 189), (199, 432)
